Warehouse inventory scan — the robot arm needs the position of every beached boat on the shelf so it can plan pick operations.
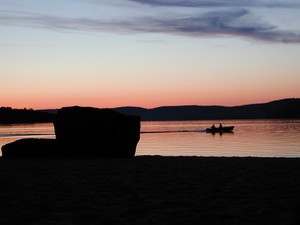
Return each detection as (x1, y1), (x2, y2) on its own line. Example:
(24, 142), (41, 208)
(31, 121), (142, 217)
(206, 126), (234, 133)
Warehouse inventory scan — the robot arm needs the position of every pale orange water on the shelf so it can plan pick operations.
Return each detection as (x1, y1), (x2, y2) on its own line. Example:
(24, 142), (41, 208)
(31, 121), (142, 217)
(1, 120), (300, 157)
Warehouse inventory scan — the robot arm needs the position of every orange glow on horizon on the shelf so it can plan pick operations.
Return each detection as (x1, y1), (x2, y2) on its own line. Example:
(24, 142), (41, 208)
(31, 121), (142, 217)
(1, 95), (296, 110)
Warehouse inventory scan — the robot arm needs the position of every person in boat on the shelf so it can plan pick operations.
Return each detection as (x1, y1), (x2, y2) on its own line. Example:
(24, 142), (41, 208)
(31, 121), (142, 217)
(219, 123), (223, 129)
(211, 124), (216, 130)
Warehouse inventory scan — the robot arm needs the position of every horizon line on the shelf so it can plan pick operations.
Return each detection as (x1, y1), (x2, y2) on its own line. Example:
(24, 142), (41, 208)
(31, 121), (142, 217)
(2, 98), (298, 111)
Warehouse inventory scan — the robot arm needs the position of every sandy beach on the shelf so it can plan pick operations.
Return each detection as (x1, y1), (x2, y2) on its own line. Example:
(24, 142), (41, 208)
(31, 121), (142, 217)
(0, 156), (299, 225)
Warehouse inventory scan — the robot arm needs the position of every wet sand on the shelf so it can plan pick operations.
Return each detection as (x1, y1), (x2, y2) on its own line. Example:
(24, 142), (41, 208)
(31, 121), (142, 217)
(0, 156), (299, 225)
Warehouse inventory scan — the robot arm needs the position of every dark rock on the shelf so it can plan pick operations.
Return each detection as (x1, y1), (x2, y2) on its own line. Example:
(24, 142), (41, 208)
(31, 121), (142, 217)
(54, 106), (140, 158)
(1, 138), (58, 158)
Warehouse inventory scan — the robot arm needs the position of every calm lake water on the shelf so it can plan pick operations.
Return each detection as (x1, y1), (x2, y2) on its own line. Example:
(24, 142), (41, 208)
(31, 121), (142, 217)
(0, 120), (299, 157)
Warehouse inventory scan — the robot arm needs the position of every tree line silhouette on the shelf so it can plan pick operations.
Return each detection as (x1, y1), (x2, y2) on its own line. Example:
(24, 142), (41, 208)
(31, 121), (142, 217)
(0, 107), (54, 124)
(1, 98), (299, 124)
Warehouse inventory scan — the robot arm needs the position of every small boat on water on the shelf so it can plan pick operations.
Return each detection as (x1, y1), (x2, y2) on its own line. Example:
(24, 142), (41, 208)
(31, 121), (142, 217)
(206, 126), (234, 133)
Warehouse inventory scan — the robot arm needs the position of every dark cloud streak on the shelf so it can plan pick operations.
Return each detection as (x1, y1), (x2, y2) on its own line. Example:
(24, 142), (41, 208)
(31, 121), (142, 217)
(129, 0), (300, 8)
(138, 9), (300, 43)
(1, 8), (300, 43)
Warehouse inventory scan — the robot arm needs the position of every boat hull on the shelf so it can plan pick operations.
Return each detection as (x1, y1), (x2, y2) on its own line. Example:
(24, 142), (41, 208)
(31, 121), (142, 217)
(206, 126), (234, 133)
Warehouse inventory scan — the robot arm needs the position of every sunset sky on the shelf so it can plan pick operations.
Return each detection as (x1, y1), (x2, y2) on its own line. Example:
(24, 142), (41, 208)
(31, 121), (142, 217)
(1, 0), (300, 109)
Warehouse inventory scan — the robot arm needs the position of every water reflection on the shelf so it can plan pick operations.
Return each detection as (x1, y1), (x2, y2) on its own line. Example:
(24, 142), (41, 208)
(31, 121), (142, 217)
(0, 123), (55, 156)
(137, 120), (300, 157)
(0, 120), (300, 157)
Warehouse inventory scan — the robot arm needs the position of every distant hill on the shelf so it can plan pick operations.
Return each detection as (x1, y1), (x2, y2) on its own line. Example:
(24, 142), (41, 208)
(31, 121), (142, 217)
(1, 98), (299, 123)
(114, 98), (300, 120)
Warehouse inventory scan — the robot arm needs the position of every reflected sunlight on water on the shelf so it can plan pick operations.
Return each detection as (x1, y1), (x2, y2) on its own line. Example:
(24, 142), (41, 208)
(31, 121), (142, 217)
(0, 123), (55, 157)
(137, 120), (300, 157)
(1, 120), (300, 157)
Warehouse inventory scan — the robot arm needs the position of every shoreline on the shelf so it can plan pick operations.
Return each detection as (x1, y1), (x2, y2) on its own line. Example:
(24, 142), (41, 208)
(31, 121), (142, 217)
(1, 156), (299, 224)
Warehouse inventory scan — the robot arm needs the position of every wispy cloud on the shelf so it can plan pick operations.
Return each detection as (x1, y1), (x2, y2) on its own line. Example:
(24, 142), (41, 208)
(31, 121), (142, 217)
(143, 9), (300, 43)
(129, 0), (300, 8)
(1, 5), (300, 43)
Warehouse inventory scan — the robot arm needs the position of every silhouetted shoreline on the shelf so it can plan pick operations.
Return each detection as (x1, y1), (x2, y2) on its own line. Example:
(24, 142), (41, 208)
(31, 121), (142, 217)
(1, 98), (300, 124)
(0, 107), (54, 124)
(0, 156), (299, 224)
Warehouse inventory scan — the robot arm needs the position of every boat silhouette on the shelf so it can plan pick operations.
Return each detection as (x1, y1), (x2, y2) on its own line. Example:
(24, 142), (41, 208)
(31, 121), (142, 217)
(206, 126), (234, 133)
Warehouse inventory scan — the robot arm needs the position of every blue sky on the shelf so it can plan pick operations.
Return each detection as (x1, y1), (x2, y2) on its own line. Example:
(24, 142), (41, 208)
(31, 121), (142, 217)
(1, 0), (300, 108)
